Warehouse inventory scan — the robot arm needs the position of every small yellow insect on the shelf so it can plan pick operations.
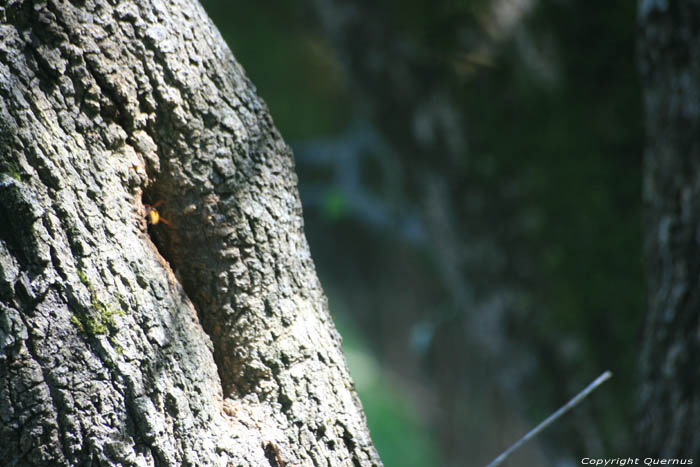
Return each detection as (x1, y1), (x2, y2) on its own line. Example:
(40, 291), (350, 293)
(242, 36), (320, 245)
(144, 200), (171, 226)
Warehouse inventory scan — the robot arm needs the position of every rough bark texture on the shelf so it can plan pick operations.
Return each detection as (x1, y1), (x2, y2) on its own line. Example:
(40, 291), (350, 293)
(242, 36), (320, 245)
(0, 1), (381, 465)
(638, 0), (700, 457)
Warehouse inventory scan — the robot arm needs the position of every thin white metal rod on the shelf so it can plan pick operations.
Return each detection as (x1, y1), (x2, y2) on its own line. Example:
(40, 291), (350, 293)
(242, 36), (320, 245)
(485, 370), (613, 467)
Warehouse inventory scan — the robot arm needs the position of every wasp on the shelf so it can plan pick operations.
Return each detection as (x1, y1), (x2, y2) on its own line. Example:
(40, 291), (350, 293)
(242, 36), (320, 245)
(144, 200), (171, 226)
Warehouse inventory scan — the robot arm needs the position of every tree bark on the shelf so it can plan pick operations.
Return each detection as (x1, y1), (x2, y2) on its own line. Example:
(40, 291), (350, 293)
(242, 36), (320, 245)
(638, 0), (700, 457)
(0, 1), (380, 465)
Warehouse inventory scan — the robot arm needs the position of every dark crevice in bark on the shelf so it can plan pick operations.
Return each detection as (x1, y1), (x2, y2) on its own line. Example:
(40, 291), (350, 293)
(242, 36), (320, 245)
(263, 442), (283, 467)
(141, 182), (239, 401)
(142, 173), (248, 399)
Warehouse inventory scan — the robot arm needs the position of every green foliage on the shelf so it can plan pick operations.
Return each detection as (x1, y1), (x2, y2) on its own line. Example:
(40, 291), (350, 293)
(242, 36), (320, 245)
(321, 188), (348, 220)
(335, 315), (442, 467)
(459, 0), (643, 453)
(200, 0), (350, 139)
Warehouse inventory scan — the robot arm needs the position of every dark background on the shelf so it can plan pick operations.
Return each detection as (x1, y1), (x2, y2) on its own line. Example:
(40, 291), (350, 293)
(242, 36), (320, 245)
(200, 1), (643, 465)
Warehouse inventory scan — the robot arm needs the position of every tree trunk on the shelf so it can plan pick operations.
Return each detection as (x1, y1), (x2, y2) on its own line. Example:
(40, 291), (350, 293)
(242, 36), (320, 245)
(0, 1), (381, 465)
(638, 0), (700, 457)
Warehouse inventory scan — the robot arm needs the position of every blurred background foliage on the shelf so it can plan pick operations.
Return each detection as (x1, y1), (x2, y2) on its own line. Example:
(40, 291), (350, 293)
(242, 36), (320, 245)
(201, 0), (643, 465)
